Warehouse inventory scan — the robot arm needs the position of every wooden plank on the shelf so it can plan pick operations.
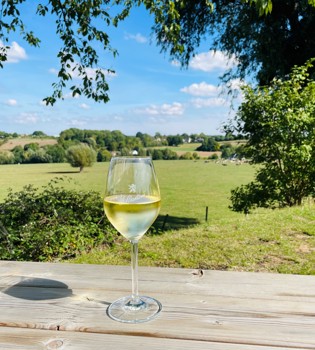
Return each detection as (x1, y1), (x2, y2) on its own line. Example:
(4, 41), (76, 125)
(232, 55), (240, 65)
(0, 327), (307, 350)
(0, 261), (315, 349)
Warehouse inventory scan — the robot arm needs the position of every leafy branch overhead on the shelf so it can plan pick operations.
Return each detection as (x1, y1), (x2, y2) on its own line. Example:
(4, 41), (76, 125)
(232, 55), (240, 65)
(1, 0), (315, 104)
(0, 0), (116, 105)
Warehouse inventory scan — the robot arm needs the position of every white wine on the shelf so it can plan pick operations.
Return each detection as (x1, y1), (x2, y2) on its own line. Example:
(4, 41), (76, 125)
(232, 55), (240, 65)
(104, 194), (160, 242)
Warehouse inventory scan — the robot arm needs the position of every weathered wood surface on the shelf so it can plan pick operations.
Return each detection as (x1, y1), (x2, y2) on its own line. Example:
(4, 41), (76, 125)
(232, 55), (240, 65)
(0, 261), (314, 350)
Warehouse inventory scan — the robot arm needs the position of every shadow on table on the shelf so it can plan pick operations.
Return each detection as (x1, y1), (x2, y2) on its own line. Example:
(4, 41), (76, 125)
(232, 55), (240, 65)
(47, 171), (79, 174)
(152, 214), (199, 232)
(2, 276), (73, 300)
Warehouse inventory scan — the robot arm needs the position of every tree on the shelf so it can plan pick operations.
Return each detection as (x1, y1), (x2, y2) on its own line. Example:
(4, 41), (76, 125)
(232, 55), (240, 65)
(167, 135), (183, 146)
(0, 150), (14, 164)
(229, 59), (315, 213)
(44, 144), (66, 163)
(144, 0), (315, 86)
(3, 0), (314, 106)
(66, 144), (96, 172)
(196, 137), (219, 151)
(32, 131), (47, 137)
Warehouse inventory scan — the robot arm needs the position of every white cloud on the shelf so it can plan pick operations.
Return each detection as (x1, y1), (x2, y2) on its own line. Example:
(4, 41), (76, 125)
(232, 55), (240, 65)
(5, 99), (18, 106)
(140, 102), (184, 116)
(191, 97), (227, 108)
(124, 32), (148, 44)
(0, 41), (27, 63)
(15, 113), (39, 124)
(49, 68), (58, 75)
(190, 50), (237, 72)
(181, 82), (221, 96)
(67, 119), (87, 127)
(79, 103), (90, 110)
(226, 78), (245, 91)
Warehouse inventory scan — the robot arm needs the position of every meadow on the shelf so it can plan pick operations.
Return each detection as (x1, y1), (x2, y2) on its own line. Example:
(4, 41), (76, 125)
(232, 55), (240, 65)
(0, 160), (314, 274)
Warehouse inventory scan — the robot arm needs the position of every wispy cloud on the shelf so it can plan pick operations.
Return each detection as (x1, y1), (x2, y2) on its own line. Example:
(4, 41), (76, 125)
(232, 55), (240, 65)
(0, 41), (27, 63)
(124, 32), (148, 44)
(67, 119), (87, 127)
(137, 102), (184, 116)
(15, 113), (39, 124)
(5, 99), (18, 106)
(190, 50), (237, 72)
(191, 97), (227, 108)
(79, 103), (90, 110)
(181, 82), (220, 96)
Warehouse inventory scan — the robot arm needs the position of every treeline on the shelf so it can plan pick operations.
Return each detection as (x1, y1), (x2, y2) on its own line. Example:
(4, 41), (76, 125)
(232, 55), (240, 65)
(0, 129), (244, 164)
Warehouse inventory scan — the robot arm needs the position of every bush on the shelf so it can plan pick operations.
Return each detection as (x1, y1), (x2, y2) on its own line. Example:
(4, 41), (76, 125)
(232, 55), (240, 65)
(66, 144), (97, 172)
(0, 151), (15, 164)
(180, 152), (193, 160)
(229, 59), (315, 212)
(0, 179), (117, 261)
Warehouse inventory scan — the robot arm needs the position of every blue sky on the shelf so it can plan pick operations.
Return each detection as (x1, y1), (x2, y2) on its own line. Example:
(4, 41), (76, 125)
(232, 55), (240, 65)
(0, 3), (242, 137)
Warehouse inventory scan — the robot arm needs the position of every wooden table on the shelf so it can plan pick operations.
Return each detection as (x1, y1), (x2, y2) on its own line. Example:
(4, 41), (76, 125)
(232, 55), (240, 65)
(0, 261), (314, 349)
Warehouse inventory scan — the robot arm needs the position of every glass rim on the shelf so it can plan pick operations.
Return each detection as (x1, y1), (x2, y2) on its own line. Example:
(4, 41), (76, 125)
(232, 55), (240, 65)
(110, 156), (152, 160)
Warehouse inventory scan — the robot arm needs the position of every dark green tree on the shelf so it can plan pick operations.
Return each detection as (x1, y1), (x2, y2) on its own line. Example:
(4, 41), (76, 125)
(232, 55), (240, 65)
(167, 135), (183, 147)
(142, 0), (315, 86)
(229, 59), (315, 213)
(32, 131), (47, 137)
(196, 137), (219, 151)
(44, 144), (66, 163)
(12, 146), (25, 163)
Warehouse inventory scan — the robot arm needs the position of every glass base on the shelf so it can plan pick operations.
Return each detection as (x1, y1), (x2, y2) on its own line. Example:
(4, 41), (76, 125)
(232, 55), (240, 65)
(107, 295), (162, 323)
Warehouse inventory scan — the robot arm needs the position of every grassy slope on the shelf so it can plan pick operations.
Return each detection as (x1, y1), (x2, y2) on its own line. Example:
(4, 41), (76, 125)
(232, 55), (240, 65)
(0, 161), (314, 274)
(73, 204), (315, 274)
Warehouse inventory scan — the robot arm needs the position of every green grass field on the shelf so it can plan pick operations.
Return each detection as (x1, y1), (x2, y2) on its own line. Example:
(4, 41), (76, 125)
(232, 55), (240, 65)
(1, 160), (314, 274)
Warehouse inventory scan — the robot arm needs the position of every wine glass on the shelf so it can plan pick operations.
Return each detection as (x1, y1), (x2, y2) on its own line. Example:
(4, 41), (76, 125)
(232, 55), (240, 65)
(104, 156), (162, 323)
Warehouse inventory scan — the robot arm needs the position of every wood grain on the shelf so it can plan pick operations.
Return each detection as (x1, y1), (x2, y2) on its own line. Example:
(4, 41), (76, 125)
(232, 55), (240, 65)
(0, 261), (315, 349)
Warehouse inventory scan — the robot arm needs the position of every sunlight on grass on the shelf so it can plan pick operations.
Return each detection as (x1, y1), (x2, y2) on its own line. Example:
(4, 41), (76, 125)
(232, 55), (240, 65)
(71, 203), (315, 275)
(1, 161), (314, 274)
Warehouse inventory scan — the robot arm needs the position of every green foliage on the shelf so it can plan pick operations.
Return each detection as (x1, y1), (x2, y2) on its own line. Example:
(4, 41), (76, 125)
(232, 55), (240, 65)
(0, 150), (15, 164)
(32, 130), (47, 137)
(196, 137), (219, 151)
(0, 179), (116, 261)
(230, 59), (315, 213)
(180, 152), (193, 160)
(220, 144), (237, 159)
(144, 0), (315, 86)
(66, 144), (96, 172)
(148, 148), (179, 160)
(166, 134), (184, 146)
(44, 144), (66, 163)
(209, 153), (219, 160)
(97, 148), (112, 162)
(0, 1), (115, 104)
(2, 0), (315, 104)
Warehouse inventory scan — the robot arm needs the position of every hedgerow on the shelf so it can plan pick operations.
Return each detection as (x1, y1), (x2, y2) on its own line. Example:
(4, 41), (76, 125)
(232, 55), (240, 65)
(0, 178), (117, 261)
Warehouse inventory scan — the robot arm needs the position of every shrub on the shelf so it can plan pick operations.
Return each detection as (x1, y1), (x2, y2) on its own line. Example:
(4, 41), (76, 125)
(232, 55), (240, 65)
(229, 59), (315, 212)
(0, 150), (15, 164)
(180, 152), (193, 160)
(66, 144), (96, 172)
(0, 179), (117, 261)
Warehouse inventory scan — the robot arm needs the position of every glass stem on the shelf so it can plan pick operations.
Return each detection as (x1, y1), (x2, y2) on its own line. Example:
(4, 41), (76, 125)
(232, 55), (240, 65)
(131, 241), (140, 305)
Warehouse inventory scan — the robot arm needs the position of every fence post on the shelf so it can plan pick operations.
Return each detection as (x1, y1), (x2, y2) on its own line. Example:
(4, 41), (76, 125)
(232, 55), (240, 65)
(162, 214), (169, 230)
